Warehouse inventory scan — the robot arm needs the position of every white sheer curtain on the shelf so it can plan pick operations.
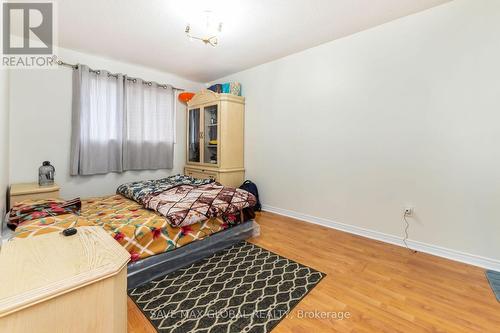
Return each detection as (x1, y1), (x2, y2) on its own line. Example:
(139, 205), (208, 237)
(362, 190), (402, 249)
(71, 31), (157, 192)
(123, 79), (175, 170)
(70, 65), (124, 175)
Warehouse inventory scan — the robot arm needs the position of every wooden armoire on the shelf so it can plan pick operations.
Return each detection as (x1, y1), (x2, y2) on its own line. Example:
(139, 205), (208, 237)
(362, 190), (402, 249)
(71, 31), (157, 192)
(184, 90), (245, 187)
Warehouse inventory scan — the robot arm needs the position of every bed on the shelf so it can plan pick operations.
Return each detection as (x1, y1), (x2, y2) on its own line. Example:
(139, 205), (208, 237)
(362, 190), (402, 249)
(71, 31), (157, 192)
(10, 176), (258, 288)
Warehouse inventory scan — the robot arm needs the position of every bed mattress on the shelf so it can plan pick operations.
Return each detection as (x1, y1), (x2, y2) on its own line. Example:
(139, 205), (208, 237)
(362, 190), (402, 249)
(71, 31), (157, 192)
(127, 220), (258, 288)
(12, 194), (249, 262)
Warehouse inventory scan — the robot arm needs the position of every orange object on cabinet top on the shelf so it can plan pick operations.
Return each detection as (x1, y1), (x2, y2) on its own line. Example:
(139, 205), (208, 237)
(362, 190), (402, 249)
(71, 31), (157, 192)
(178, 92), (195, 103)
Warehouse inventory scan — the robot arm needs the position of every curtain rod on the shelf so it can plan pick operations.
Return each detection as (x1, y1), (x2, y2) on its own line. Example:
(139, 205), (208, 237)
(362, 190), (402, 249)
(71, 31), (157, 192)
(57, 60), (184, 91)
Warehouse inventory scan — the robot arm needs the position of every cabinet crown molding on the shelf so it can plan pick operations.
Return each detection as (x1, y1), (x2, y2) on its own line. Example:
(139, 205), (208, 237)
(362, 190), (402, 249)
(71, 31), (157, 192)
(188, 89), (245, 107)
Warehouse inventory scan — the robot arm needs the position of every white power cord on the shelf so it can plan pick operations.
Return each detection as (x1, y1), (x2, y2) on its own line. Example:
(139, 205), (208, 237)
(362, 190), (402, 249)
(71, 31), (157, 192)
(402, 212), (417, 253)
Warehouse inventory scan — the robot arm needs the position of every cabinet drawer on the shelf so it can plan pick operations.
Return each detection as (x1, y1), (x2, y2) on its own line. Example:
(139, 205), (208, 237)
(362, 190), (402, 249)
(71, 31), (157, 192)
(185, 168), (218, 182)
(10, 190), (60, 209)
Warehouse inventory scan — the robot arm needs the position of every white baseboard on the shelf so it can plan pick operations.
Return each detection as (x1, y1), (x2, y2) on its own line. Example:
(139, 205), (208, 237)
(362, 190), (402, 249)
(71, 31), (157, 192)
(261, 204), (500, 271)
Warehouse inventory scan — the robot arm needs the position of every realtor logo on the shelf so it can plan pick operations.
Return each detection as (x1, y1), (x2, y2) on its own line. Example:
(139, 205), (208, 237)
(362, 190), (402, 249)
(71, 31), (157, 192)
(2, 2), (56, 67)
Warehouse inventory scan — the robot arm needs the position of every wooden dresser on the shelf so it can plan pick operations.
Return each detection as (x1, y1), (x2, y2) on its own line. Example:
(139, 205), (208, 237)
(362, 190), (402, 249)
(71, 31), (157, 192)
(9, 182), (60, 209)
(0, 227), (130, 333)
(185, 90), (245, 187)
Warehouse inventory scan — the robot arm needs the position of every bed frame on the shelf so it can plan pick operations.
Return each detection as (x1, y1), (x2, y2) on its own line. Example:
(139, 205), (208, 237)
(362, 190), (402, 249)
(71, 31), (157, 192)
(127, 220), (258, 289)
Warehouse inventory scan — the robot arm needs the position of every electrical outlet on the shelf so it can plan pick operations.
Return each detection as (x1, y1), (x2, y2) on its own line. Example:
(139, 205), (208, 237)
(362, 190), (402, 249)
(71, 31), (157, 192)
(404, 207), (413, 217)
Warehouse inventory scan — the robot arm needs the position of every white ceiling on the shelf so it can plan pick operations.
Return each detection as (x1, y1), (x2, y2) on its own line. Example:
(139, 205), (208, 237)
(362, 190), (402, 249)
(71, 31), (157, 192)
(55, 0), (451, 82)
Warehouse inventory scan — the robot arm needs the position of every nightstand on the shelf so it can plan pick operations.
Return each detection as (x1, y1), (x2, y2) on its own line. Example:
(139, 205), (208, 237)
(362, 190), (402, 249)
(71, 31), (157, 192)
(9, 183), (60, 209)
(0, 227), (130, 332)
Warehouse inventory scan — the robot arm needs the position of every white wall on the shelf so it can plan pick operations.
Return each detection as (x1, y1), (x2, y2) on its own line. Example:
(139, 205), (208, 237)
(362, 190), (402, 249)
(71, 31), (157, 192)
(9, 47), (203, 199)
(212, 0), (500, 264)
(0, 69), (9, 221)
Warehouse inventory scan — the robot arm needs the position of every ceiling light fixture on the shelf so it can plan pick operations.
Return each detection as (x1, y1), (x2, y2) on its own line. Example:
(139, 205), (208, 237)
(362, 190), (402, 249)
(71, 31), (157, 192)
(185, 10), (222, 47)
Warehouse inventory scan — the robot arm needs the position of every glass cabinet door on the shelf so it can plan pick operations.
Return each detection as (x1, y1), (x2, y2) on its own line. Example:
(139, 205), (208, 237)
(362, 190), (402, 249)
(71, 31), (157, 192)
(188, 108), (201, 163)
(203, 105), (218, 164)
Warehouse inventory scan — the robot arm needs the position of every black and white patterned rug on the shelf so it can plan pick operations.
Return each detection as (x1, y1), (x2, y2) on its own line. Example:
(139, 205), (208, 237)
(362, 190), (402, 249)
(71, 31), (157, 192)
(129, 242), (325, 333)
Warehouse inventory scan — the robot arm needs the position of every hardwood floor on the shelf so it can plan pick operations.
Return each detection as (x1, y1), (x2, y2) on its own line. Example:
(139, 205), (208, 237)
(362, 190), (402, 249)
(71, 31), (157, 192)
(128, 211), (500, 332)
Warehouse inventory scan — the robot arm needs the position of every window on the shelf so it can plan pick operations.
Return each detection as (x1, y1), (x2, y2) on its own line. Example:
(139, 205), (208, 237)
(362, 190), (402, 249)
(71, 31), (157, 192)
(70, 65), (175, 176)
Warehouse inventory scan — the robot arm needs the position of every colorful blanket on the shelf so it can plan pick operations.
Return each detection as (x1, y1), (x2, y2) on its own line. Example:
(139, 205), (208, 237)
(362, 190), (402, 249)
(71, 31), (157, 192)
(8, 198), (82, 231)
(146, 183), (257, 227)
(12, 195), (246, 261)
(117, 174), (213, 204)
(117, 175), (256, 227)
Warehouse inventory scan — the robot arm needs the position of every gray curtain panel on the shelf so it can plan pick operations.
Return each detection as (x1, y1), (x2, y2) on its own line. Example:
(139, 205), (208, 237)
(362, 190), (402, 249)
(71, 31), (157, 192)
(70, 65), (175, 175)
(70, 65), (124, 175)
(123, 79), (175, 170)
